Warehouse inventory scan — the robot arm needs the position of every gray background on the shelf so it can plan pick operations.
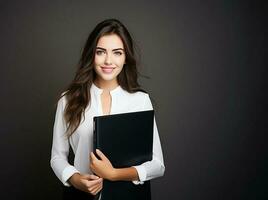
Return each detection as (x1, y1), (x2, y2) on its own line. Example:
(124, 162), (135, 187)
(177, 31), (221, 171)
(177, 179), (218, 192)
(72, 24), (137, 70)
(0, 0), (266, 199)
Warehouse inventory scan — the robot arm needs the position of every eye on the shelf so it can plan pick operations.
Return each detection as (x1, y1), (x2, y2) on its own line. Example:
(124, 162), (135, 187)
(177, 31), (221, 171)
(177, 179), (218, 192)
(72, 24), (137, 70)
(114, 51), (123, 56)
(96, 50), (105, 55)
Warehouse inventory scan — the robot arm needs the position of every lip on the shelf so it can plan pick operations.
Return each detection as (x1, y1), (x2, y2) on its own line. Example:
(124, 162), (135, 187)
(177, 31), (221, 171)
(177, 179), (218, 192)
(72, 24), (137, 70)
(101, 66), (115, 69)
(100, 66), (115, 74)
(100, 65), (114, 68)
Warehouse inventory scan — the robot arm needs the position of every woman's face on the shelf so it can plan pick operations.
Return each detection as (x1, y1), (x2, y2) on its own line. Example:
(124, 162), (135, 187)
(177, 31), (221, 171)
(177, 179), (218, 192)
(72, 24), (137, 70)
(94, 34), (126, 84)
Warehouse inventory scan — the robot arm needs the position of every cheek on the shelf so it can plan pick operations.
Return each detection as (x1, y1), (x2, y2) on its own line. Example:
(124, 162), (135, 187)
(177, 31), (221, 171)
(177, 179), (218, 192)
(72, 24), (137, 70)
(94, 56), (102, 65)
(115, 57), (126, 67)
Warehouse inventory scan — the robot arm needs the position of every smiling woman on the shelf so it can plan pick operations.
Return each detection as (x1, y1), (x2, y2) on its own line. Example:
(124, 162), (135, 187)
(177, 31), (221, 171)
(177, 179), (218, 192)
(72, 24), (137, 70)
(50, 19), (165, 200)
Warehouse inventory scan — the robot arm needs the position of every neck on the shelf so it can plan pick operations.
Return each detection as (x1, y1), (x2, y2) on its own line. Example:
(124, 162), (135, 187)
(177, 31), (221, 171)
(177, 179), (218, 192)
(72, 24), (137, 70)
(93, 78), (119, 91)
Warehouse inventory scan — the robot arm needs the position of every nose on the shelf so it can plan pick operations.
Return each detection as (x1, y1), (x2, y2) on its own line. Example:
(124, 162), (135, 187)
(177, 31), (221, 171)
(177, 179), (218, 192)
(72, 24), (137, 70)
(104, 52), (112, 65)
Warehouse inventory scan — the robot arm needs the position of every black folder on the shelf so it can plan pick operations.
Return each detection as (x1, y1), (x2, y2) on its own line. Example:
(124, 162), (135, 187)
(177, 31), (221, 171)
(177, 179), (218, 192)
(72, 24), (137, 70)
(93, 110), (154, 200)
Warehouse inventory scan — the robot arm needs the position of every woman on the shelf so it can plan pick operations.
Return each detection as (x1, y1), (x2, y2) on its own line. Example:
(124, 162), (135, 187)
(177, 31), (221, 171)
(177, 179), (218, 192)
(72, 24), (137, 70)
(50, 18), (165, 200)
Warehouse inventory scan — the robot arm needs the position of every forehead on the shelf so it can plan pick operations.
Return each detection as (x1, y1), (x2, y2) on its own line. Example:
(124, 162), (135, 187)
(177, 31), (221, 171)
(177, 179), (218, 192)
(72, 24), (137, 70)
(96, 34), (124, 49)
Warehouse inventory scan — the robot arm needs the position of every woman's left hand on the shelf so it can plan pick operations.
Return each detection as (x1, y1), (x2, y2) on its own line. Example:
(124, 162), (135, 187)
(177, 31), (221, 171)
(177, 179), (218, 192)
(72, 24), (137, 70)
(90, 149), (116, 180)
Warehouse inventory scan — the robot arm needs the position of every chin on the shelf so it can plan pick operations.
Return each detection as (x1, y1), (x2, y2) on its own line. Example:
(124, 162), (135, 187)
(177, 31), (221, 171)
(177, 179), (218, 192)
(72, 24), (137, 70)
(95, 72), (117, 81)
(99, 76), (117, 82)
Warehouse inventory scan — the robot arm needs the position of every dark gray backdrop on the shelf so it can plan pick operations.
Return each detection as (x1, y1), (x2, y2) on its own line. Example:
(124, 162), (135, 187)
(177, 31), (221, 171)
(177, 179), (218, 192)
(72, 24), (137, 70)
(0, 0), (266, 199)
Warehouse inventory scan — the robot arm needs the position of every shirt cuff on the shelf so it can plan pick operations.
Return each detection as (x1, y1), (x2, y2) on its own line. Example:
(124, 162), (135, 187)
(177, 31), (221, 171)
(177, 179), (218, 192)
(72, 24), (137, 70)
(62, 166), (80, 187)
(132, 165), (147, 185)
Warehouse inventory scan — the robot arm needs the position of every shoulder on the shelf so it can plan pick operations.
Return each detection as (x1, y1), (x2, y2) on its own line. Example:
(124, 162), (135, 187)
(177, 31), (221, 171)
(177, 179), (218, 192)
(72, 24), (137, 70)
(122, 89), (149, 101)
(56, 91), (68, 108)
(121, 90), (153, 110)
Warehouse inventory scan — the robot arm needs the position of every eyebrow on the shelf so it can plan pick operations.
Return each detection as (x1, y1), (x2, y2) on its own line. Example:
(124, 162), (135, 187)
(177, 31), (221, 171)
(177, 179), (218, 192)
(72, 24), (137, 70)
(96, 47), (124, 51)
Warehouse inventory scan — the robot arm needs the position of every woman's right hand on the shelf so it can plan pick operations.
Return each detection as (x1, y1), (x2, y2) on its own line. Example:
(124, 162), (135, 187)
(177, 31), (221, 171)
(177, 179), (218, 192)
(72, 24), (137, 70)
(68, 173), (103, 195)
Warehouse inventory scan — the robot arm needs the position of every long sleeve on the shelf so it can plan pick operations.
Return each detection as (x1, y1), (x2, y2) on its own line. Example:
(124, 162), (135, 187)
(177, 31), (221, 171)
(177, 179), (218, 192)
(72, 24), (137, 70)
(50, 95), (80, 186)
(132, 94), (165, 185)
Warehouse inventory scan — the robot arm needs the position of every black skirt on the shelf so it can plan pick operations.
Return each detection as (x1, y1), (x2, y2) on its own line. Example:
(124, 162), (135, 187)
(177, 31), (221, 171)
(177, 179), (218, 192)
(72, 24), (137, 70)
(62, 186), (101, 200)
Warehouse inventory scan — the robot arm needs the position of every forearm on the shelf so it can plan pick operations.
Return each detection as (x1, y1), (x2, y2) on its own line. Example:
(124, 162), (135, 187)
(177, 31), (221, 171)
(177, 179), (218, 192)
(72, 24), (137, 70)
(68, 172), (81, 186)
(111, 167), (139, 181)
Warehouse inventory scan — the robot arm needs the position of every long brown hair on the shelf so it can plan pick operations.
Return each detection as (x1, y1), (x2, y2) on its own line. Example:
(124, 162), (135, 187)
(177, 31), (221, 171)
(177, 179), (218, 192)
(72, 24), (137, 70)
(57, 18), (146, 137)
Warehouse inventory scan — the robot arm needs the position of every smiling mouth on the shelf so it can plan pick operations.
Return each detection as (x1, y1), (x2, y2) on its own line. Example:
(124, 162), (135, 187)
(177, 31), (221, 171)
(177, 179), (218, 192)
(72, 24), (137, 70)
(100, 66), (115, 74)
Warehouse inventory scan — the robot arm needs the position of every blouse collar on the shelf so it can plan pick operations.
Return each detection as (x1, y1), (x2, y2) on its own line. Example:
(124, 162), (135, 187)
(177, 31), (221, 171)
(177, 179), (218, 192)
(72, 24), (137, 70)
(91, 83), (122, 96)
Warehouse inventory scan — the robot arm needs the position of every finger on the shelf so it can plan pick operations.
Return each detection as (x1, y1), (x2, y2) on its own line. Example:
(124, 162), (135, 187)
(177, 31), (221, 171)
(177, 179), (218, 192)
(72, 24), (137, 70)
(89, 174), (99, 180)
(84, 174), (99, 180)
(96, 149), (108, 161)
(92, 187), (101, 195)
(82, 174), (99, 180)
(89, 164), (94, 172)
(88, 178), (102, 186)
(91, 184), (102, 195)
(89, 187), (98, 196)
(95, 181), (103, 193)
(85, 177), (102, 187)
(87, 180), (102, 195)
(89, 164), (98, 176)
(95, 185), (102, 193)
(87, 184), (99, 195)
(89, 182), (101, 192)
(81, 174), (92, 181)
(90, 152), (98, 161)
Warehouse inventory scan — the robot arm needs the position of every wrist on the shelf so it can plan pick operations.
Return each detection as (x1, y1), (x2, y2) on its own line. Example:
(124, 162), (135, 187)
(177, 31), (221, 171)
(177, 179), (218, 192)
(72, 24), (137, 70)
(68, 173), (81, 186)
(109, 168), (118, 181)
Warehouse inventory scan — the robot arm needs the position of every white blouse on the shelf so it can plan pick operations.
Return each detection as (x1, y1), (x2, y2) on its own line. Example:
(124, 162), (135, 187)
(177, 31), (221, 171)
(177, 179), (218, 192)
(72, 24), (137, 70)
(50, 83), (165, 187)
